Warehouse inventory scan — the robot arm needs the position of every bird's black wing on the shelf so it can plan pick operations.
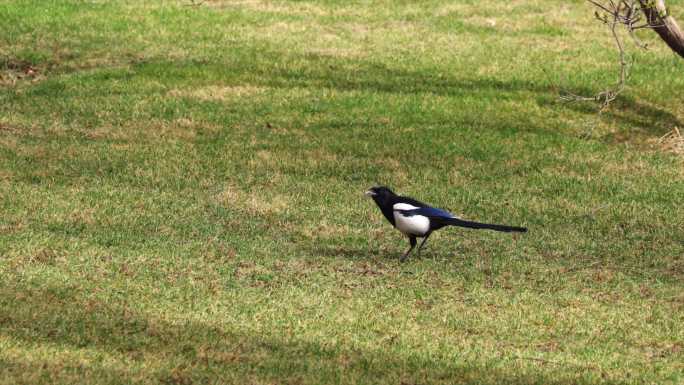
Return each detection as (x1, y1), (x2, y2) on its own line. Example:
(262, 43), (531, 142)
(396, 195), (431, 208)
(401, 206), (456, 219)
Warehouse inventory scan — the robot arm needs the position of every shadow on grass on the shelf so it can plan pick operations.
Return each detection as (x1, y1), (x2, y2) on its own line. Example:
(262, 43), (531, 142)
(17, 48), (680, 148)
(556, 94), (682, 140)
(260, 53), (551, 98)
(309, 244), (392, 260)
(142, 50), (679, 142)
(0, 282), (623, 385)
(310, 243), (456, 264)
(10, 41), (680, 142)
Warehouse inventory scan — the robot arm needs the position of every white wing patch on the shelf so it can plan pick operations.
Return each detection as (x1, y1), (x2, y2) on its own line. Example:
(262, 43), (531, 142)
(392, 203), (430, 236)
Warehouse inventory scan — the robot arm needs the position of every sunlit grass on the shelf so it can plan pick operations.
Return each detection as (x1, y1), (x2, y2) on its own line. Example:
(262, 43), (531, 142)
(0, 0), (683, 384)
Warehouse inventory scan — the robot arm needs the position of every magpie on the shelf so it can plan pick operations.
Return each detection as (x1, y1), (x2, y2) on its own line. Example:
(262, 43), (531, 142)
(365, 186), (527, 261)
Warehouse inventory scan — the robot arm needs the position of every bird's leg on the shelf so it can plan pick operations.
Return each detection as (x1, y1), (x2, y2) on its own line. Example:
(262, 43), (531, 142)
(400, 236), (417, 262)
(416, 232), (432, 256)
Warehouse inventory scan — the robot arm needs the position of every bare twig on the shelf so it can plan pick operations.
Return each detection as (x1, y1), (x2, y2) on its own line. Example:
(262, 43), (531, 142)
(561, 1), (662, 110)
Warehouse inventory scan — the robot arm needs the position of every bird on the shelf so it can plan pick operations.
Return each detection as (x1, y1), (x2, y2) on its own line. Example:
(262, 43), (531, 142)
(365, 186), (527, 261)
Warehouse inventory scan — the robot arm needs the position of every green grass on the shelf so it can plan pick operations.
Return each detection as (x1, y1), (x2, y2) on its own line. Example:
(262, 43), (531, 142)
(1, 0), (683, 384)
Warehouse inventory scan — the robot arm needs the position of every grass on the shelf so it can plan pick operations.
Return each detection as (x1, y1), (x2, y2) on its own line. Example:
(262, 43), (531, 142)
(1, 0), (683, 384)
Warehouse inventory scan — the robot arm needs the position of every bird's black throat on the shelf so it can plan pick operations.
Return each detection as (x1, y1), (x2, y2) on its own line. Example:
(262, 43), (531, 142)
(371, 193), (396, 226)
(368, 186), (399, 226)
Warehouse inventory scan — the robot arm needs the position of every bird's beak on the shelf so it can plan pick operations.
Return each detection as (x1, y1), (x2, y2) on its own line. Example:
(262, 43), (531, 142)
(364, 190), (377, 197)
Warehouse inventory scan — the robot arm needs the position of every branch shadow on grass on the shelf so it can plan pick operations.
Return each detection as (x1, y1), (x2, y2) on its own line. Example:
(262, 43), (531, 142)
(551, 93), (683, 140)
(0, 282), (626, 385)
(16, 45), (681, 143)
(124, 49), (682, 141)
(268, 52), (682, 140)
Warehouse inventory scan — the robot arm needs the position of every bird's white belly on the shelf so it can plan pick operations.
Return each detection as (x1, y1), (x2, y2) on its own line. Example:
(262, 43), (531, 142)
(393, 203), (430, 236)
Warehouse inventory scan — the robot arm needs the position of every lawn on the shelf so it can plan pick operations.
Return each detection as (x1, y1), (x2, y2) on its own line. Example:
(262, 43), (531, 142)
(0, 0), (683, 384)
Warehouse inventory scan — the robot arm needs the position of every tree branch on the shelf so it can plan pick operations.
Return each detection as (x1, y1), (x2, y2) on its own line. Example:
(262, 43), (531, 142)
(561, 1), (646, 110)
(638, 0), (684, 58)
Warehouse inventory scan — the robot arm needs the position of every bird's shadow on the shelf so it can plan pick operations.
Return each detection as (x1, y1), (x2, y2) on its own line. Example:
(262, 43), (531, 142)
(309, 243), (461, 263)
(310, 244), (396, 261)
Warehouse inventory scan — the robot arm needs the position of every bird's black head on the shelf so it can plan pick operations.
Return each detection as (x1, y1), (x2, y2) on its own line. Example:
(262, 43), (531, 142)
(365, 185), (395, 198)
(365, 186), (398, 225)
(365, 185), (397, 206)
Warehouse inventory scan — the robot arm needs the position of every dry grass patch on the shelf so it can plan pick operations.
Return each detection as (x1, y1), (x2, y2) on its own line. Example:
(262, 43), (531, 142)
(249, 21), (331, 44)
(303, 148), (338, 167)
(338, 22), (371, 38)
(304, 46), (365, 59)
(656, 127), (684, 157)
(0, 220), (24, 235)
(438, 1), (587, 32)
(299, 220), (356, 241)
(215, 183), (290, 216)
(139, 118), (193, 140)
(121, 118), (220, 142)
(68, 207), (97, 227)
(168, 85), (267, 102)
(212, 0), (328, 16)
(4, 248), (66, 268)
(247, 149), (287, 175)
(0, 62), (45, 87)
(379, 158), (409, 185)
(597, 151), (683, 179)
(0, 121), (21, 134)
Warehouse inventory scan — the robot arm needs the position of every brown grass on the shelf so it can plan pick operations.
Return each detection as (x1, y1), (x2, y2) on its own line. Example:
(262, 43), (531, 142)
(168, 85), (266, 102)
(203, 0), (328, 16)
(215, 183), (290, 216)
(657, 127), (684, 156)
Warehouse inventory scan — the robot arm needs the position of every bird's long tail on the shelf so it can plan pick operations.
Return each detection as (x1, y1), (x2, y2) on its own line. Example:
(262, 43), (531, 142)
(436, 217), (527, 233)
